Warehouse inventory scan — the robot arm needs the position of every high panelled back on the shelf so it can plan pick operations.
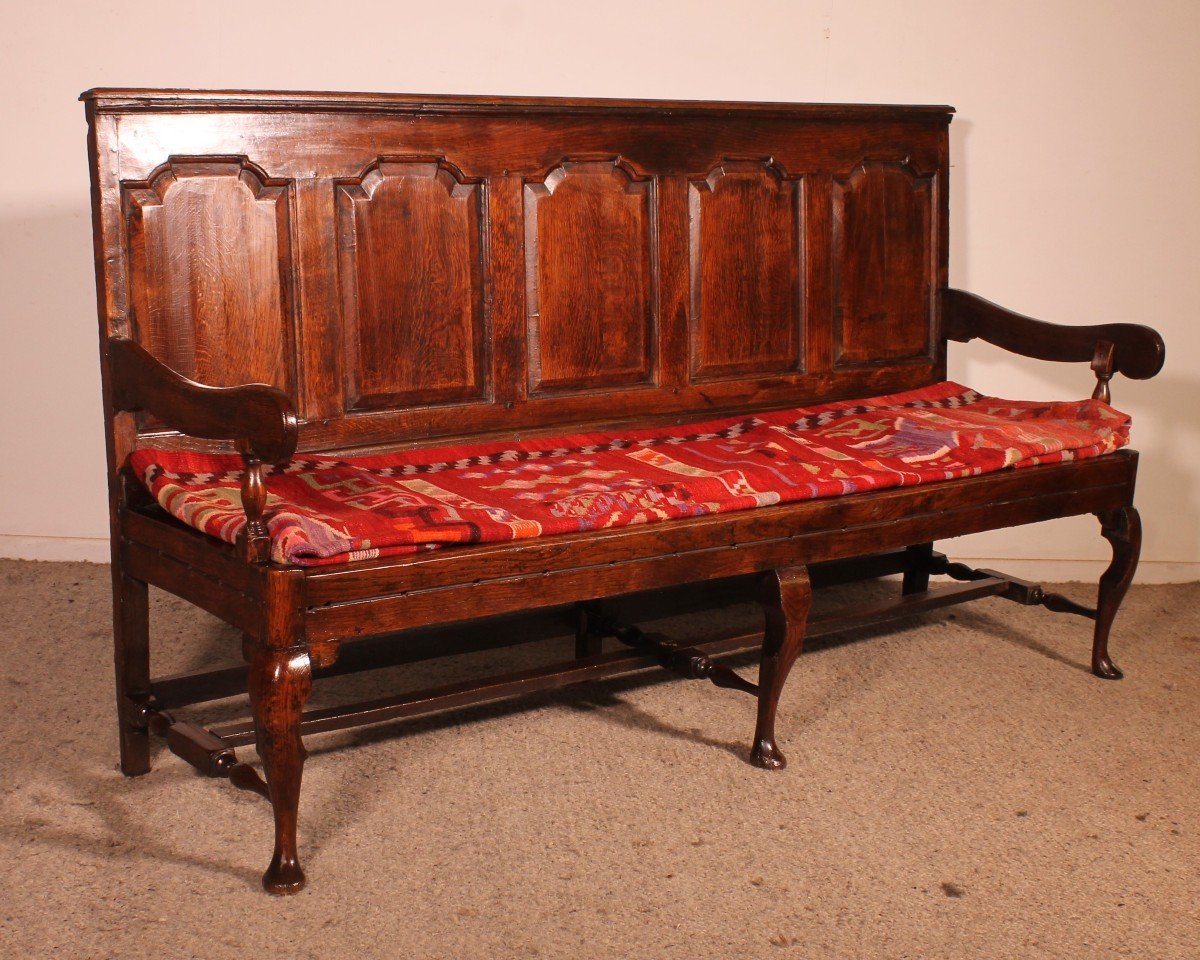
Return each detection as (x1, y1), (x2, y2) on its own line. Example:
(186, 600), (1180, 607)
(84, 91), (953, 458)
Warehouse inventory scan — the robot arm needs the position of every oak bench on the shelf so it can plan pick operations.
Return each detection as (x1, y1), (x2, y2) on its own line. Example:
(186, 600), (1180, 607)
(81, 89), (1165, 893)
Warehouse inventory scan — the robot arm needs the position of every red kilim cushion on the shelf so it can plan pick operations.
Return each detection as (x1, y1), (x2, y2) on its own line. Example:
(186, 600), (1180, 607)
(130, 382), (1130, 567)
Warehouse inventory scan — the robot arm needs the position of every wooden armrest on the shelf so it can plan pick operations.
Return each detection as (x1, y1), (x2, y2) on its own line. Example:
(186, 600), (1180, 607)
(109, 336), (298, 563)
(108, 336), (298, 464)
(944, 289), (1165, 381)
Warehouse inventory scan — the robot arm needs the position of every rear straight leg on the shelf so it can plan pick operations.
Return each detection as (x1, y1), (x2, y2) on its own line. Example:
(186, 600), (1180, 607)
(902, 542), (935, 595)
(249, 645), (313, 894)
(1092, 506), (1142, 680)
(751, 565), (813, 769)
(574, 602), (604, 659)
(112, 567), (151, 776)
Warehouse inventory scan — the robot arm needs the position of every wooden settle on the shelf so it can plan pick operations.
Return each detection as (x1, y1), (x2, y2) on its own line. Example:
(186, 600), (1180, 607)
(81, 89), (1165, 893)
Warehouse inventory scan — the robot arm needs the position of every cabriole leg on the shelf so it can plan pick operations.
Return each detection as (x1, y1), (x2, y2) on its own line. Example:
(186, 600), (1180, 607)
(1093, 506), (1142, 680)
(249, 646), (313, 894)
(751, 565), (813, 770)
(112, 569), (151, 776)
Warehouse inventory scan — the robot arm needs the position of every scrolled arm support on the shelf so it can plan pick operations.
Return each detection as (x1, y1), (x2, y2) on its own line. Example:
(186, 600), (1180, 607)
(108, 336), (298, 563)
(944, 289), (1165, 399)
(109, 336), (298, 462)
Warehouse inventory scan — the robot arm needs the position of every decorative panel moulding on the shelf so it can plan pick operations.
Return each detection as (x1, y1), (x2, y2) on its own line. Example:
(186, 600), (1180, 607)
(688, 159), (805, 381)
(336, 158), (490, 412)
(831, 159), (935, 368)
(523, 157), (659, 394)
(121, 156), (298, 401)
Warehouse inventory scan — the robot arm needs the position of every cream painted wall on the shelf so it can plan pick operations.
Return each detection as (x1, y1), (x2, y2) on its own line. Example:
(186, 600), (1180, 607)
(1, 0), (1197, 579)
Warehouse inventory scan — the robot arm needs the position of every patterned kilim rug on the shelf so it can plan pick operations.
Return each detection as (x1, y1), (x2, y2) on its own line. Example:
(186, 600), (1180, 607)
(131, 382), (1129, 565)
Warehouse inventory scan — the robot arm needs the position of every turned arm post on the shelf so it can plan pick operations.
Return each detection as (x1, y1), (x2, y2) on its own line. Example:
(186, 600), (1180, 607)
(107, 336), (299, 564)
(1090, 340), (1116, 403)
(237, 446), (272, 563)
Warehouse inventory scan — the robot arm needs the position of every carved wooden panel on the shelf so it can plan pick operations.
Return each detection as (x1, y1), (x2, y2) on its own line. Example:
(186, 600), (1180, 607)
(832, 160), (934, 367)
(94, 93), (952, 452)
(688, 161), (804, 380)
(524, 159), (657, 393)
(123, 158), (295, 394)
(336, 159), (488, 411)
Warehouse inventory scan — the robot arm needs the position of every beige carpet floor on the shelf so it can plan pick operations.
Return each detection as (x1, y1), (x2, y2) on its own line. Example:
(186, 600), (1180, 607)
(0, 558), (1197, 959)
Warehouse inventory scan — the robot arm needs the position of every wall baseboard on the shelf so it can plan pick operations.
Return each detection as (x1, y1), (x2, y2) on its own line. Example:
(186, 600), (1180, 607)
(0, 535), (111, 564)
(951, 558), (1198, 585)
(1, 535), (1196, 583)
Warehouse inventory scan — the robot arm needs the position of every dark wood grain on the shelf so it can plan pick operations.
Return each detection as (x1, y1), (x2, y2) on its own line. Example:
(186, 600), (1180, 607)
(249, 645), (312, 894)
(248, 569), (310, 893)
(833, 161), (934, 366)
(752, 566), (812, 769)
(585, 608), (760, 695)
(337, 159), (488, 410)
(119, 507), (267, 597)
(207, 576), (1012, 748)
(1092, 506), (1142, 679)
(524, 159), (657, 393)
(120, 538), (264, 635)
(901, 542), (935, 595)
(83, 89), (1164, 895)
(688, 161), (803, 379)
(109, 336), (298, 463)
(111, 570), (150, 775)
(120, 159), (296, 407)
(109, 336), (299, 563)
(944, 288), (1166, 382)
(81, 88), (956, 121)
(147, 549), (934, 711)
(89, 97), (951, 454)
